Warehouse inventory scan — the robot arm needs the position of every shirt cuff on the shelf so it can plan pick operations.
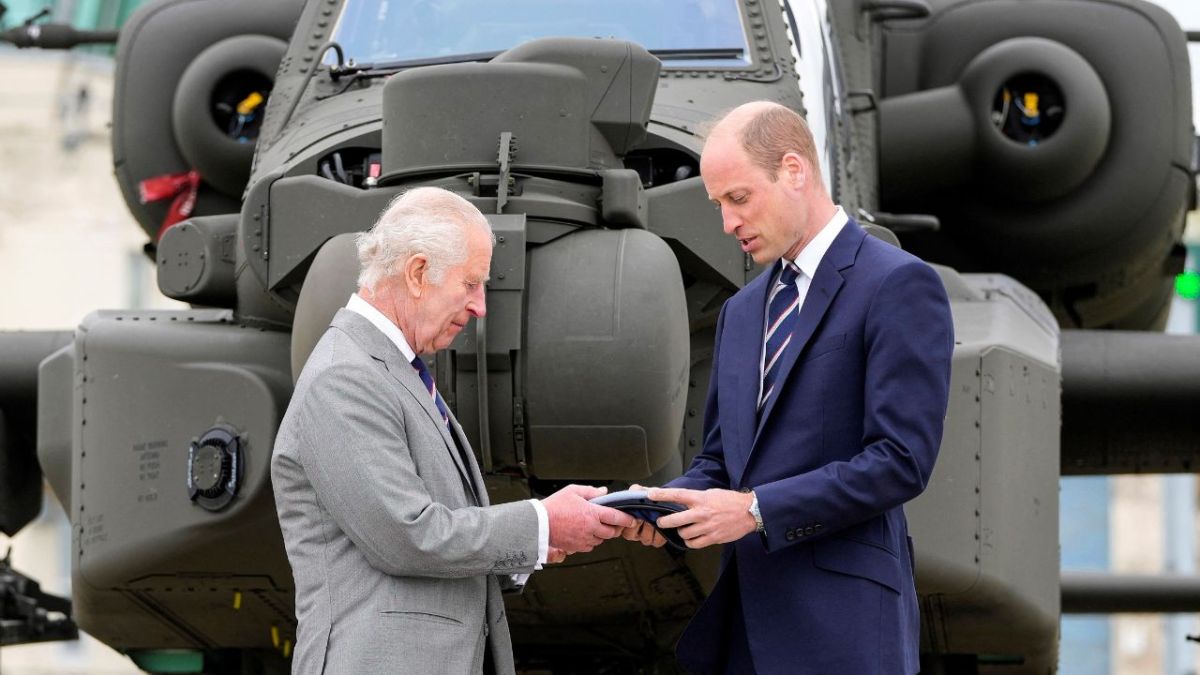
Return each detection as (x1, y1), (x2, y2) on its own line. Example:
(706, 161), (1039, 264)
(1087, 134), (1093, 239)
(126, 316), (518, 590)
(528, 498), (549, 570)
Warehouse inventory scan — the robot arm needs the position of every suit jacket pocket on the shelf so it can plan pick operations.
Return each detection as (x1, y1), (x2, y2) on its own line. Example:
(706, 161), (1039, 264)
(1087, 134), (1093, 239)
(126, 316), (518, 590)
(812, 535), (903, 595)
(371, 610), (472, 673)
(380, 609), (465, 626)
(802, 332), (846, 362)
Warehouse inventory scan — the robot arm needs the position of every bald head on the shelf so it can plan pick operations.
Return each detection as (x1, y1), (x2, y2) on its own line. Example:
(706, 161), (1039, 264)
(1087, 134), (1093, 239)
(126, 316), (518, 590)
(707, 101), (820, 184)
(699, 101), (836, 265)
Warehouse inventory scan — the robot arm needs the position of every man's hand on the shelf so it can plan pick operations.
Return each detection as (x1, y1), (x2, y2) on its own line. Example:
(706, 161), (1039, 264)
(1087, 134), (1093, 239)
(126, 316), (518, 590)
(621, 519), (667, 548)
(547, 547), (568, 564)
(542, 485), (637, 554)
(649, 487), (756, 549)
(617, 484), (666, 548)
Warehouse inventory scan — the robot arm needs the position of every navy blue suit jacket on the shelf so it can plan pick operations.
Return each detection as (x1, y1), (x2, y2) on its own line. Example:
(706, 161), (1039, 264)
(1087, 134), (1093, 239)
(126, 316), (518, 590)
(668, 220), (954, 674)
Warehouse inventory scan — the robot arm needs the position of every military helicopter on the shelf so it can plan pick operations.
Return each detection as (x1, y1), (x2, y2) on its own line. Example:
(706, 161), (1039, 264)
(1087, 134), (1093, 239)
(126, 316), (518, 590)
(1, 0), (1197, 672)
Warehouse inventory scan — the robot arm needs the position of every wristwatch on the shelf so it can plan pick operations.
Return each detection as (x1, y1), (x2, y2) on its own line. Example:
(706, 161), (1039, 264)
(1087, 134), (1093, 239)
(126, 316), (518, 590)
(748, 492), (765, 534)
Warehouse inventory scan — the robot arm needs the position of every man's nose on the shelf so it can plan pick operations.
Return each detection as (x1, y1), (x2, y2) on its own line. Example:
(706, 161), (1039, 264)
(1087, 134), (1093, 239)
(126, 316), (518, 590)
(721, 205), (740, 236)
(468, 286), (487, 318)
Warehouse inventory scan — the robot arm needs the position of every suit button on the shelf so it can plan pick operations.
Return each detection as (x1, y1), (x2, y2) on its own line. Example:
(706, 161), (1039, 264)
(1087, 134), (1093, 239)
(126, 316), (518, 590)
(786, 528), (796, 541)
(814, 524), (823, 532)
(805, 526), (815, 536)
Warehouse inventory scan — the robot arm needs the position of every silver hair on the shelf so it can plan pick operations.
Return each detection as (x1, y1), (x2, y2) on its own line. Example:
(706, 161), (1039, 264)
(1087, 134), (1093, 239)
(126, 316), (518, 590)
(355, 187), (492, 292)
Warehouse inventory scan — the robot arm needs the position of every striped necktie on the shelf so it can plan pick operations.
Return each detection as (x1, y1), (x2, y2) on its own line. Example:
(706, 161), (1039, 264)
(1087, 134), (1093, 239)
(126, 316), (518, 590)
(761, 261), (802, 410)
(410, 355), (450, 426)
(410, 355), (480, 503)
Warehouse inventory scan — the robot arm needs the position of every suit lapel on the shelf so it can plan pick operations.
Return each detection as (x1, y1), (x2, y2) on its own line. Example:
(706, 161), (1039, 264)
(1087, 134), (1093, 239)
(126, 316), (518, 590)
(381, 358), (482, 505)
(333, 310), (481, 504)
(752, 223), (866, 446)
(449, 416), (489, 505)
(722, 272), (772, 484)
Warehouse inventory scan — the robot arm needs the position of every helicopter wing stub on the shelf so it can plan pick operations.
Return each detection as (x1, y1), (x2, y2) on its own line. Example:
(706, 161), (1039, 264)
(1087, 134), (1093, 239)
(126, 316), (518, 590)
(0, 331), (71, 537)
(1061, 330), (1200, 475)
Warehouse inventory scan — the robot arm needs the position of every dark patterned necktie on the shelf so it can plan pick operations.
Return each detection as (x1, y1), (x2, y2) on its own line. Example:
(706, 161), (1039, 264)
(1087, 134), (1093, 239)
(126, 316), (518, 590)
(410, 355), (450, 425)
(760, 261), (802, 410)
(411, 355), (480, 503)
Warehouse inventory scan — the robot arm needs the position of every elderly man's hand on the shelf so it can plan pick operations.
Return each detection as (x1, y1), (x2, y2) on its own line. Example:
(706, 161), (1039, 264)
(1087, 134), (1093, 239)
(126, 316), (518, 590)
(542, 485), (637, 555)
(649, 487), (756, 549)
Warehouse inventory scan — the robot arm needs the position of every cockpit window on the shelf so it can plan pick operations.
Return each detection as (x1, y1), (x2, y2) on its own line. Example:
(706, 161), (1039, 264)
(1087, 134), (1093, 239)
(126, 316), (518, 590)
(330, 0), (751, 68)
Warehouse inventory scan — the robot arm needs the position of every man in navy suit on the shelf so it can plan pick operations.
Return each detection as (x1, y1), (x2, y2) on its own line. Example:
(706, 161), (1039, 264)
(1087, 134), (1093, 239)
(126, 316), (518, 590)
(628, 101), (954, 673)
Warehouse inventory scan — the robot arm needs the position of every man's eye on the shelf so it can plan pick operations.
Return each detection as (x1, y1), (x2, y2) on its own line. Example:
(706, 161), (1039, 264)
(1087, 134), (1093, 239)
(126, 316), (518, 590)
(731, 194), (747, 204)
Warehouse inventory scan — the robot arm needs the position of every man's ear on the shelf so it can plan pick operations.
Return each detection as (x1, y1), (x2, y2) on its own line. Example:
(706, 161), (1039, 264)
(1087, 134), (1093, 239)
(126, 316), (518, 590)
(401, 254), (428, 298)
(780, 152), (807, 190)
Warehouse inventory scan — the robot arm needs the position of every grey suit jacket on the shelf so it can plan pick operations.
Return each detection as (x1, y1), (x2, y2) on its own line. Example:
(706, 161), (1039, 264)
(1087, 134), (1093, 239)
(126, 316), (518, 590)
(272, 309), (539, 674)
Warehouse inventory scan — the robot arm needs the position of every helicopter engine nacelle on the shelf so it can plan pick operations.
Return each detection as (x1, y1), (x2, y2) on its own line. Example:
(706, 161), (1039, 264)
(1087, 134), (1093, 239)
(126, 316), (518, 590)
(877, 0), (1192, 329)
(112, 0), (302, 242)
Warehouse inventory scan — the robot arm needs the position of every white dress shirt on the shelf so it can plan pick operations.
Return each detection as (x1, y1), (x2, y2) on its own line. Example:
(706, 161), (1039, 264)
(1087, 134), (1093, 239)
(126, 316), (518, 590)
(346, 294), (550, 579)
(758, 206), (848, 401)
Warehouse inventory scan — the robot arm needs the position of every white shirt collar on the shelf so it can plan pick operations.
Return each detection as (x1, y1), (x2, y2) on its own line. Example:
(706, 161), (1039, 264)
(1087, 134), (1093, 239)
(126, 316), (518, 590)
(345, 293), (417, 363)
(787, 206), (847, 280)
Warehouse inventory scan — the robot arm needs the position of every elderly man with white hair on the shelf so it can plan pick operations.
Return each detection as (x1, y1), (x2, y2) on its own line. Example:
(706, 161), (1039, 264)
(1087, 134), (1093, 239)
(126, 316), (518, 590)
(272, 186), (635, 674)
